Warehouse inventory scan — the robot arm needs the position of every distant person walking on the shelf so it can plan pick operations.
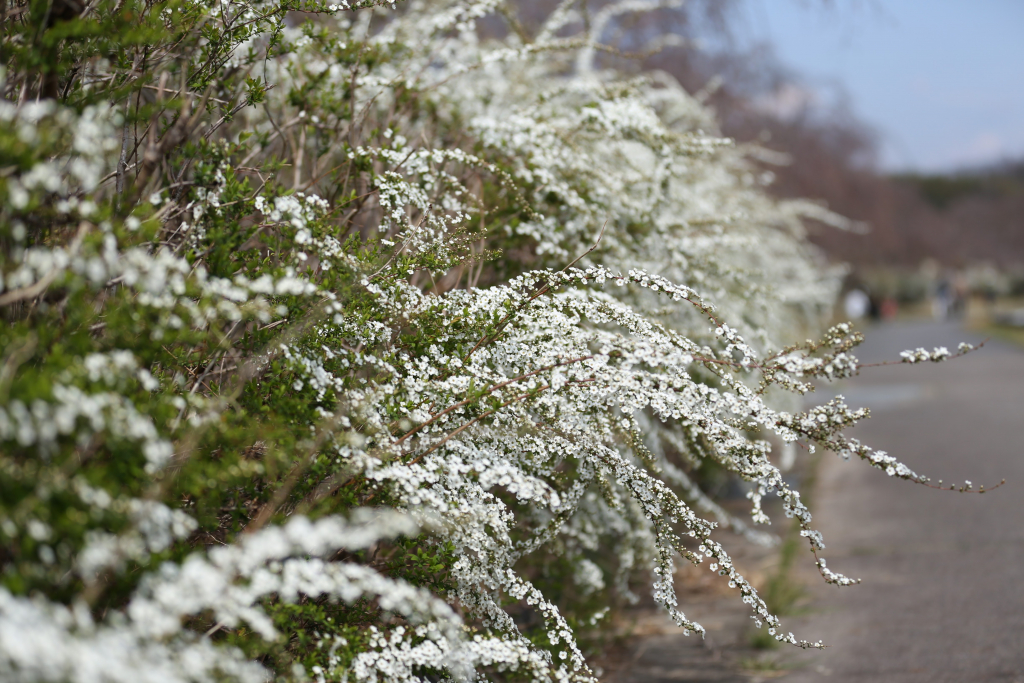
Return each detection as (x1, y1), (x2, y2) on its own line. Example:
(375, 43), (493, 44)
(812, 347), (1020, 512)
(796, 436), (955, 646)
(844, 288), (871, 319)
(934, 273), (967, 320)
(934, 278), (951, 320)
(880, 297), (899, 320)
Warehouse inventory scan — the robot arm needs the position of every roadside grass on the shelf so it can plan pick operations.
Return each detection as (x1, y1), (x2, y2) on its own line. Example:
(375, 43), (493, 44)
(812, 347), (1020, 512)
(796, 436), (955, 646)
(749, 452), (823, 650)
(749, 532), (806, 649)
(965, 295), (1024, 348)
(738, 655), (791, 676)
(980, 324), (1024, 349)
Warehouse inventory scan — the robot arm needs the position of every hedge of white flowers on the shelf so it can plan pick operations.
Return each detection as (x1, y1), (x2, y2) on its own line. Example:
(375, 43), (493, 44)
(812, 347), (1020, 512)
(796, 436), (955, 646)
(0, 1), (986, 681)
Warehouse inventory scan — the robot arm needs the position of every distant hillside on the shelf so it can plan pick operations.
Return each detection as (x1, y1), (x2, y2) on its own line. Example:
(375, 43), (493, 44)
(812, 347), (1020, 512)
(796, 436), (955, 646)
(896, 162), (1024, 210)
(804, 162), (1024, 268)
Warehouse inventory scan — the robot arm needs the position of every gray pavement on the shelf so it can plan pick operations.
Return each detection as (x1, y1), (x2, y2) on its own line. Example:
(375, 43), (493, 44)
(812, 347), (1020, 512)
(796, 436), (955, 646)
(781, 321), (1024, 682)
(615, 321), (1024, 683)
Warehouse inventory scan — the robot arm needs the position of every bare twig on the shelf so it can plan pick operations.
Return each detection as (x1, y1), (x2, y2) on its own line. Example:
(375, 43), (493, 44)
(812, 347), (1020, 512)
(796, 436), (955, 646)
(0, 222), (92, 306)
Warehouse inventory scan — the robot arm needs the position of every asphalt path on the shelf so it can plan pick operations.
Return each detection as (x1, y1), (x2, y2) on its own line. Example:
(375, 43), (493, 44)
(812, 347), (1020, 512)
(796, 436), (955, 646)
(613, 320), (1024, 683)
(780, 321), (1024, 682)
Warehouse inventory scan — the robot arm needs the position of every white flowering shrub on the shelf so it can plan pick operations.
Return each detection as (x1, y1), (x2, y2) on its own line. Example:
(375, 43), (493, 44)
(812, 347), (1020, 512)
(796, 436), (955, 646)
(0, 1), (994, 681)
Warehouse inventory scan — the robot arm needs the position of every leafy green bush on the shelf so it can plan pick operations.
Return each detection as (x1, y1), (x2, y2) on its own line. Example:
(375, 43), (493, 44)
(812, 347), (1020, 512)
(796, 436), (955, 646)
(0, 2), (972, 681)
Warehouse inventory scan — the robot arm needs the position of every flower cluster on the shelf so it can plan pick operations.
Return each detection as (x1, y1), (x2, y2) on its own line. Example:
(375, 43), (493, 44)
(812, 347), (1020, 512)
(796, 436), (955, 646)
(0, 1), (987, 682)
(900, 346), (951, 363)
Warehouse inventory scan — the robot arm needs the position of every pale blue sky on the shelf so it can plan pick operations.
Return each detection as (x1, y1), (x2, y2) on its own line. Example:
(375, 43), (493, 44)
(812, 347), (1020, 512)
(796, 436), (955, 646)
(734, 1), (1024, 172)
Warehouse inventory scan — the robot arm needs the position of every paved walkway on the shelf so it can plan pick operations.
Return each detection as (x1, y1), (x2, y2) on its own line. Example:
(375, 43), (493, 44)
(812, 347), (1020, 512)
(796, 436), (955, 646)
(615, 321), (1024, 683)
(779, 321), (1024, 682)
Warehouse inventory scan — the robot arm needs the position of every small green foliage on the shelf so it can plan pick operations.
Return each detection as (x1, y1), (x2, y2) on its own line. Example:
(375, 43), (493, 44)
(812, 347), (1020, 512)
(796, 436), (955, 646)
(0, 1), (966, 681)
